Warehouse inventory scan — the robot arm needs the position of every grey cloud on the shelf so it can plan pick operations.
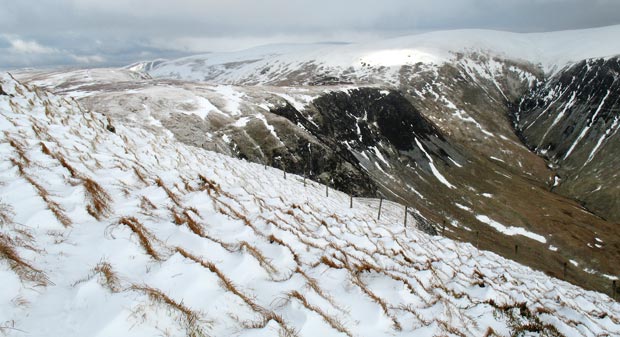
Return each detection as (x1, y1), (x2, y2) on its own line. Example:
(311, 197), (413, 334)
(1, 0), (619, 69)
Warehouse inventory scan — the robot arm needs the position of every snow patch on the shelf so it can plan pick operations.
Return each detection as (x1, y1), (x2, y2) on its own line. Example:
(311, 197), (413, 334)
(475, 215), (547, 243)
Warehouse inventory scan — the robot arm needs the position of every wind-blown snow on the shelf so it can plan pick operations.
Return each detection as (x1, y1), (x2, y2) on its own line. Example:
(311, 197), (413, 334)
(0, 74), (618, 336)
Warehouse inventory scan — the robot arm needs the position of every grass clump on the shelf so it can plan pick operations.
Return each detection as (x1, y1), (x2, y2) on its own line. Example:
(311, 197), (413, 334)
(117, 217), (161, 260)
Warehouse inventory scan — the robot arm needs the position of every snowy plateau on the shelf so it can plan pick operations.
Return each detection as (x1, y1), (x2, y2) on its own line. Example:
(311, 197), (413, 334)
(2, 25), (620, 337)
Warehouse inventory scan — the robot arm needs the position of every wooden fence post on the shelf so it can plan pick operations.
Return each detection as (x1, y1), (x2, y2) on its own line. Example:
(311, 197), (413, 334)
(442, 220), (446, 235)
(349, 195), (353, 208)
(515, 244), (519, 256)
(377, 197), (383, 220)
(563, 262), (567, 279)
(325, 184), (329, 198)
(475, 231), (479, 248)
(404, 206), (408, 226)
(613, 280), (617, 300)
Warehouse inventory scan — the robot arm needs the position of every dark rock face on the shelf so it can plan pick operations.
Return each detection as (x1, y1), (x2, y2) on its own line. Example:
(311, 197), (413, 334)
(514, 57), (620, 221)
(271, 88), (460, 193)
(243, 100), (377, 197)
(310, 89), (443, 151)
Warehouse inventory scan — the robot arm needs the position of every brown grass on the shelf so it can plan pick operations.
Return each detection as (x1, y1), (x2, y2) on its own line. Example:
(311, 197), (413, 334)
(288, 290), (352, 337)
(183, 209), (205, 237)
(83, 177), (112, 220)
(132, 166), (149, 185)
(57, 155), (78, 178)
(175, 247), (298, 336)
(7, 137), (30, 165)
(130, 284), (209, 337)
(351, 275), (402, 331)
(319, 256), (342, 269)
(486, 300), (563, 337)
(31, 123), (49, 139)
(156, 177), (182, 207)
(176, 247), (262, 311)
(139, 196), (157, 211)
(294, 267), (341, 309)
(0, 233), (48, 286)
(12, 158), (72, 227)
(94, 261), (122, 293)
(73, 260), (122, 293)
(266, 234), (301, 265)
(0, 201), (13, 227)
(39, 142), (52, 156)
(238, 241), (277, 275)
(117, 217), (160, 260)
(198, 174), (221, 196)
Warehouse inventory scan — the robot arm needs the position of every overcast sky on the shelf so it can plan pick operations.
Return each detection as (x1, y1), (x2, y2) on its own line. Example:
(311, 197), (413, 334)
(2, 0), (619, 69)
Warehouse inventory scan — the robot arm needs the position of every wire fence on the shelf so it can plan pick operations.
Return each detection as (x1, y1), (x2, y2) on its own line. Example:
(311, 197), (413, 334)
(276, 167), (619, 300)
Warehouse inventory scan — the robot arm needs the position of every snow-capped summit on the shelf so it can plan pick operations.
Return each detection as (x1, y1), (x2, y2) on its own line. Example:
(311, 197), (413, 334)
(142, 25), (620, 85)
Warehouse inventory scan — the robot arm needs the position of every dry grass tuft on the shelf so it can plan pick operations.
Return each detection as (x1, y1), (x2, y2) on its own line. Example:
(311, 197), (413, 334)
(320, 256), (342, 269)
(56, 155), (78, 178)
(295, 267), (340, 309)
(156, 177), (182, 207)
(176, 247), (261, 310)
(7, 137), (30, 165)
(132, 166), (149, 185)
(139, 196), (157, 211)
(0, 233), (48, 286)
(117, 217), (160, 260)
(288, 290), (352, 337)
(183, 209), (205, 237)
(12, 158), (71, 227)
(131, 284), (209, 337)
(268, 234), (301, 265)
(483, 327), (499, 337)
(198, 174), (221, 196)
(94, 261), (122, 293)
(171, 208), (186, 226)
(238, 241), (277, 275)
(351, 275), (402, 331)
(176, 247), (297, 336)
(39, 142), (52, 156)
(83, 177), (112, 220)
(0, 200), (14, 227)
(486, 300), (563, 337)
(73, 260), (122, 293)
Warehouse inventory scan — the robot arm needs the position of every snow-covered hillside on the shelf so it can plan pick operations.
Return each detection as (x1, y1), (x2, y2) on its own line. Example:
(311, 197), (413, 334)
(144, 25), (620, 85)
(1, 73), (619, 337)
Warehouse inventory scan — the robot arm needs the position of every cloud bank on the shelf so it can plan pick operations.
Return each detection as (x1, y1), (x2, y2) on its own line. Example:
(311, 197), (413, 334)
(2, 0), (619, 69)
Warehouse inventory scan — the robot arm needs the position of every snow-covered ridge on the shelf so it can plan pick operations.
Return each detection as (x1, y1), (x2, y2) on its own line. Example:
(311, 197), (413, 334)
(1, 74), (619, 336)
(146, 25), (620, 84)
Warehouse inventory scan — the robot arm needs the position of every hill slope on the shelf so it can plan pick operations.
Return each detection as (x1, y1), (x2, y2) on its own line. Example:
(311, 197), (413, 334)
(1, 74), (619, 336)
(143, 25), (620, 85)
